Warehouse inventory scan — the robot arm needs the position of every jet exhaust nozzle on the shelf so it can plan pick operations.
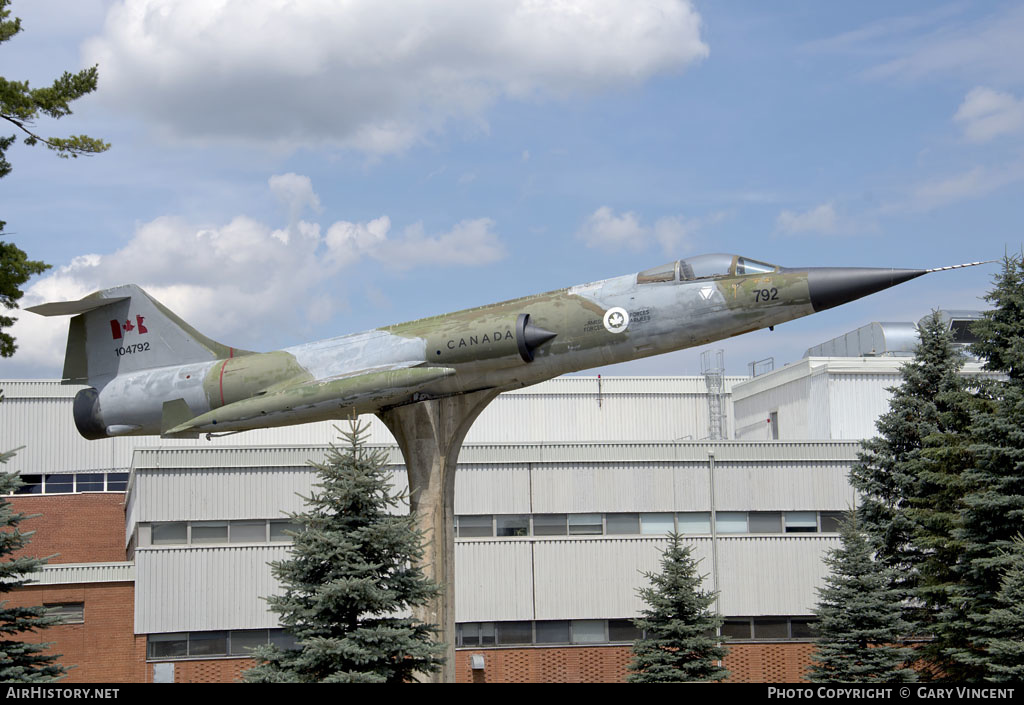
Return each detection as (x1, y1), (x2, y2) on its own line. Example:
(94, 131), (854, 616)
(73, 387), (108, 440)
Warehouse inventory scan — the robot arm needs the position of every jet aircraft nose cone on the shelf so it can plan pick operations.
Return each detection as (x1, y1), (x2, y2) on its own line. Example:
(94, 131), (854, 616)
(805, 267), (927, 312)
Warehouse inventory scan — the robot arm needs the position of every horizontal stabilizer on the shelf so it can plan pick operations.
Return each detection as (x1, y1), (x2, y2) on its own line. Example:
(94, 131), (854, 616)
(161, 399), (198, 438)
(27, 294), (130, 317)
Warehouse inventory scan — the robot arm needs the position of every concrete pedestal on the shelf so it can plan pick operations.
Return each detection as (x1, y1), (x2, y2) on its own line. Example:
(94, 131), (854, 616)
(377, 388), (501, 683)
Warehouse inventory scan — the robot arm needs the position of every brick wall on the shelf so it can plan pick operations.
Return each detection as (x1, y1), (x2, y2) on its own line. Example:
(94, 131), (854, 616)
(156, 658), (255, 684)
(5, 582), (146, 683)
(455, 642), (816, 683)
(123, 642), (816, 683)
(9, 493), (127, 564)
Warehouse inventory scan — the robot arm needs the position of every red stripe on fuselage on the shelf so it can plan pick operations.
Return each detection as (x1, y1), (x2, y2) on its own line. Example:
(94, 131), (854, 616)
(218, 358), (230, 406)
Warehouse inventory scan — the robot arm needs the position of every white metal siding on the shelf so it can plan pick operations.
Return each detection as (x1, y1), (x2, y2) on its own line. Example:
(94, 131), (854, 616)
(126, 441), (861, 539)
(827, 373), (900, 440)
(712, 462), (855, 511)
(455, 541), (535, 622)
(132, 534), (838, 630)
(26, 562), (134, 585)
(531, 537), (686, 620)
(716, 536), (834, 615)
(454, 464), (531, 515)
(135, 546), (290, 633)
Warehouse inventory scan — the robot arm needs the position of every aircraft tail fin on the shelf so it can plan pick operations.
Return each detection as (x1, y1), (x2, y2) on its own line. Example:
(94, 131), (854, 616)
(27, 284), (248, 387)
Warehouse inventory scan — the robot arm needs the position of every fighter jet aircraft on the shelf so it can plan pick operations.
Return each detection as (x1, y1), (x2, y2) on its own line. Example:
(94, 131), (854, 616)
(28, 253), (984, 441)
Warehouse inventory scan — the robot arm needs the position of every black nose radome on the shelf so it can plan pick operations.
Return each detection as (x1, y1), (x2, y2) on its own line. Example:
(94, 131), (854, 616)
(806, 267), (927, 312)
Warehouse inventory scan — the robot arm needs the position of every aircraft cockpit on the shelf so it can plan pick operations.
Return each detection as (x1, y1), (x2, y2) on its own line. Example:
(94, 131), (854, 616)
(637, 254), (779, 284)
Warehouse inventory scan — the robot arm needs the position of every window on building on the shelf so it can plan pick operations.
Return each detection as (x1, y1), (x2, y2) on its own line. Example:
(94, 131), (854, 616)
(229, 630), (268, 656)
(715, 512), (747, 534)
(152, 522), (187, 545)
(568, 514), (602, 535)
(748, 512), (783, 533)
(819, 512), (844, 533)
(452, 617), (814, 648)
(269, 629), (299, 650)
(269, 520), (300, 542)
(457, 515), (493, 538)
(605, 513), (640, 535)
(190, 522), (228, 544)
(449, 510), (843, 539)
(106, 473), (129, 491)
(230, 521), (267, 543)
(189, 631), (228, 657)
(13, 475), (42, 495)
(790, 618), (817, 639)
(535, 620), (570, 644)
(496, 621), (532, 645)
(148, 633), (188, 659)
(571, 620), (606, 644)
(784, 512), (818, 533)
(45, 603), (84, 624)
(640, 513), (674, 535)
(75, 474), (105, 492)
(677, 512), (711, 534)
(753, 618), (790, 639)
(6, 471), (130, 496)
(459, 622), (496, 646)
(43, 474), (74, 493)
(721, 619), (752, 640)
(532, 514), (567, 536)
(607, 619), (642, 642)
(495, 515), (529, 537)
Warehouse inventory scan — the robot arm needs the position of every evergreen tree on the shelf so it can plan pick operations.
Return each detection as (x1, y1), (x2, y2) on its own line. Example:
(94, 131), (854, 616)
(1, 0), (110, 357)
(808, 515), (918, 683)
(0, 453), (66, 682)
(848, 311), (974, 679)
(981, 535), (1024, 682)
(949, 254), (1024, 679)
(850, 312), (968, 580)
(627, 533), (728, 683)
(243, 422), (444, 683)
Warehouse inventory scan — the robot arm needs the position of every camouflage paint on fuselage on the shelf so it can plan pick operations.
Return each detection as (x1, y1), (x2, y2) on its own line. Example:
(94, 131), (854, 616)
(29, 253), (937, 440)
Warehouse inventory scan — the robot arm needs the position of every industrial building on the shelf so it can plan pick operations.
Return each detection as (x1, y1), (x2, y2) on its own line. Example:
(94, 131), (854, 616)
(0, 312), (984, 683)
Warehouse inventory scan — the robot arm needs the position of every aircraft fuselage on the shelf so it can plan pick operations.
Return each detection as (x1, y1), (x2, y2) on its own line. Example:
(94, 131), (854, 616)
(32, 253), (947, 440)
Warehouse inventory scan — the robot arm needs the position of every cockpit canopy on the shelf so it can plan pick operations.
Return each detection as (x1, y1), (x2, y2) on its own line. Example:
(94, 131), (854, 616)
(637, 254), (779, 284)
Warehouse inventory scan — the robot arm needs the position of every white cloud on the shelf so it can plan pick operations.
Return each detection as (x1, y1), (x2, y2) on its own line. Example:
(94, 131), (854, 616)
(379, 219), (505, 270)
(576, 207), (720, 254)
(83, 0), (708, 153)
(8, 174), (507, 373)
(577, 207), (648, 251)
(901, 163), (1024, 212)
(954, 87), (1024, 143)
(269, 173), (322, 225)
(776, 203), (838, 236)
(811, 5), (1024, 87)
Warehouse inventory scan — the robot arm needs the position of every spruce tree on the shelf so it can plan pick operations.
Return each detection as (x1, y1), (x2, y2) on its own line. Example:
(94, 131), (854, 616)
(949, 254), (1024, 679)
(848, 311), (974, 679)
(981, 535), (1024, 682)
(0, 454), (66, 682)
(850, 312), (968, 581)
(808, 515), (917, 683)
(627, 533), (728, 683)
(243, 423), (444, 683)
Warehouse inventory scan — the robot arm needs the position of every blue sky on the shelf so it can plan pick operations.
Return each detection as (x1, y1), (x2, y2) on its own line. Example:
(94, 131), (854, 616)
(3, 0), (1021, 377)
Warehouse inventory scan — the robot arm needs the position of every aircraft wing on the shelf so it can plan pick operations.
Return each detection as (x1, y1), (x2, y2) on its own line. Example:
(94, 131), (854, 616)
(162, 363), (457, 437)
